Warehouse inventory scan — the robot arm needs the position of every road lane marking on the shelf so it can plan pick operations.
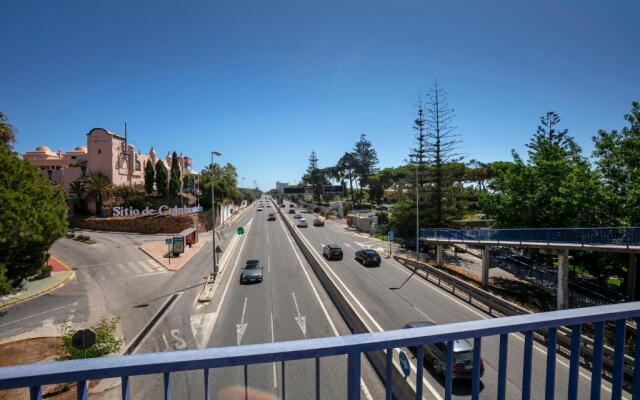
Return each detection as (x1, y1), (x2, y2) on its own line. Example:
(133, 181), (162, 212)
(236, 297), (248, 345)
(115, 263), (127, 273)
(0, 303), (76, 327)
(344, 243), (353, 248)
(271, 312), (277, 389)
(291, 220), (442, 400)
(268, 255), (271, 273)
(138, 260), (153, 272)
(277, 214), (373, 399)
(128, 261), (145, 274)
(291, 292), (307, 338)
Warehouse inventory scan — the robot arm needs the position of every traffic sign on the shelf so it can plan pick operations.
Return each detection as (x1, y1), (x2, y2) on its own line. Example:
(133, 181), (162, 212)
(72, 329), (96, 351)
(165, 238), (172, 244)
(388, 231), (395, 242)
(237, 227), (245, 235)
(399, 351), (411, 378)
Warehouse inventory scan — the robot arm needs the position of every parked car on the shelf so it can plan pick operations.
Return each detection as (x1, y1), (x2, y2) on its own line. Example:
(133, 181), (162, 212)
(403, 321), (484, 380)
(294, 213), (302, 219)
(323, 244), (343, 260)
(289, 209), (296, 214)
(297, 218), (308, 228)
(267, 213), (276, 221)
(355, 249), (381, 267)
(241, 260), (263, 283)
(313, 217), (325, 227)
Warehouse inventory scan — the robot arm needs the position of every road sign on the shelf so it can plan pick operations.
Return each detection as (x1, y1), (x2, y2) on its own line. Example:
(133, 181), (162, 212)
(215, 245), (223, 254)
(323, 185), (344, 196)
(284, 187), (306, 194)
(165, 238), (173, 245)
(172, 237), (185, 255)
(399, 351), (411, 378)
(72, 329), (96, 351)
(388, 231), (395, 242)
(237, 227), (245, 235)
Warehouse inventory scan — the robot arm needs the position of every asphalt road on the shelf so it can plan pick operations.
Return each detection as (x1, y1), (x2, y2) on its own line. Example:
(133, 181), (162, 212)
(281, 201), (628, 400)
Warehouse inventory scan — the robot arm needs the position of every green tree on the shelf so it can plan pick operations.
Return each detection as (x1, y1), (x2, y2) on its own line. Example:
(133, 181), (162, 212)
(593, 101), (640, 225)
(424, 81), (462, 227)
(0, 143), (68, 293)
(169, 151), (181, 198)
(60, 317), (123, 359)
(144, 159), (155, 195)
(0, 112), (16, 145)
(480, 112), (603, 228)
(83, 171), (112, 214)
(200, 162), (240, 209)
(302, 150), (327, 201)
(352, 134), (379, 202)
(335, 152), (357, 202)
(155, 160), (168, 198)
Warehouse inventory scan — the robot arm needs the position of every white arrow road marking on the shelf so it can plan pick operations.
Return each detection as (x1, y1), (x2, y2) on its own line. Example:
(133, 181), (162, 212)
(320, 242), (326, 247)
(291, 292), (307, 338)
(354, 241), (367, 248)
(344, 243), (353, 248)
(236, 297), (248, 345)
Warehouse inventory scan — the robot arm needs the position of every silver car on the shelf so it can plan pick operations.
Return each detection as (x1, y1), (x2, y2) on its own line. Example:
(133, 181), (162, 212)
(241, 260), (263, 283)
(297, 218), (308, 228)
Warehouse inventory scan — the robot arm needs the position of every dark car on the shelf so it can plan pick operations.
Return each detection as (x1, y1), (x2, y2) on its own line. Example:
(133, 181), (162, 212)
(355, 249), (381, 267)
(403, 321), (485, 380)
(280, 204), (285, 208)
(267, 213), (276, 221)
(289, 209), (296, 214)
(323, 244), (343, 260)
(241, 260), (263, 283)
(289, 203), (295, 208)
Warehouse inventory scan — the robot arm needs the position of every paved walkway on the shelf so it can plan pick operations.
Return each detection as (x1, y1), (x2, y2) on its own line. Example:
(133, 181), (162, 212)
(0, 256), (73, 308)
(140, 238), (208, 271)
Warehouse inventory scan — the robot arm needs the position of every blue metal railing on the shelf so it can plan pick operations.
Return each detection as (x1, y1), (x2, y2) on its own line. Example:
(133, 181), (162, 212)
(420, 227), (640, 247)
(1, 303), (639, 400)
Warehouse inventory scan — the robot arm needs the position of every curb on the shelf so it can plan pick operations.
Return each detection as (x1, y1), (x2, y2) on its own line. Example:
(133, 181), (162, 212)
(0, 256), (74, 309)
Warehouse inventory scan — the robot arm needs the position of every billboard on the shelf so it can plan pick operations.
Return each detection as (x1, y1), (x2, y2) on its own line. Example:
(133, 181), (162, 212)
(284, 187), (307, 194)
(323, 185), (344, 196)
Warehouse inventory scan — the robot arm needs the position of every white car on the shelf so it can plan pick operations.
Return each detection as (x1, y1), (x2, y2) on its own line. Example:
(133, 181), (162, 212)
(297, 218), (308, 228)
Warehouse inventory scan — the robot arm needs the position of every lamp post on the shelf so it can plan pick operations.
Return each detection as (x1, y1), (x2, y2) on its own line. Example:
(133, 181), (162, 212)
(211, 151), (222, 280)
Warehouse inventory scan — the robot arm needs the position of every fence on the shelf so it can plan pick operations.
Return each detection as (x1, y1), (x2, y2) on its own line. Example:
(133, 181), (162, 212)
(0, 303), (639, 400)
(421, 227), (640, 247)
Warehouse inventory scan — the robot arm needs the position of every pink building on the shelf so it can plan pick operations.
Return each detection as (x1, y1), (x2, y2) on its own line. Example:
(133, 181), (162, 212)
(24, 127), (191, 190)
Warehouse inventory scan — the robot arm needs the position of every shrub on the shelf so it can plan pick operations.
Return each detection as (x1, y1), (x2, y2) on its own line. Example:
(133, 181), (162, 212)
(60, 316), (123, 359)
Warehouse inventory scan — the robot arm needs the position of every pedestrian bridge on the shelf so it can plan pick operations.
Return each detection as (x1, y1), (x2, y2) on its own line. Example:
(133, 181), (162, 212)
(0, 303), (638, 400)
(419, 227), (640, 253)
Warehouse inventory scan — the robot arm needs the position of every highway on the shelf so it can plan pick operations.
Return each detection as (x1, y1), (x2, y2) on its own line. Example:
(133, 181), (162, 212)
(280, 200), (627, 400)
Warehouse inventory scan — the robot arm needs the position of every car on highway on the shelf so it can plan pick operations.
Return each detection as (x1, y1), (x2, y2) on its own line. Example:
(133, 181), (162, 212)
(297, 218), (308, 228)
(294, 213), (302, 219)
(403, 321), (485, 380)
(354, 249), (381, 267)
(313, 217), (325, 227)
(289, 203), (295, 207)
(267, 213), (276, 221)
(280, 204), (285, 208)
(241, 260), (263, 283)
(266, 204), (271, 208)
(288, 209), (296, 214)
(257, 207), (263, 212)
(323, 244), (343, 260)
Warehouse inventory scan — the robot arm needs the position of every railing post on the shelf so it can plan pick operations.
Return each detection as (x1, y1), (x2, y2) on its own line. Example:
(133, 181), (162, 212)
(634, 318), (640, 400)
(347, 352), (361, 400)
(415, 346), (424, 400)
(204, 368), (210, 400)
(163, 372), (171, 400)
(612, 319), (626, 400)
(472, 337), (481, 400)
(590, 322), (605, 400)
(522, 331), (533, 400)
(445, 341), (453, 400)
(316, 357), (321, 400)
(29, 386), (42, 400)
(545, 328), (557, 400)
(122, 376), (130, 400)
(385, 349), (392, 400)
(77, 381), (88, 400)
(497, 334), (508, 400)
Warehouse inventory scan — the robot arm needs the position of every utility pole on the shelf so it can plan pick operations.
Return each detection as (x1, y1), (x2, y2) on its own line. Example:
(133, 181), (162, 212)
(211, 151), (222, 280)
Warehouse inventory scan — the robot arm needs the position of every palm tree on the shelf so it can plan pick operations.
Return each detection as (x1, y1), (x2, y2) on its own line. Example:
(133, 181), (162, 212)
(83, 171), (112, 214)
(69, 179), (87, 214)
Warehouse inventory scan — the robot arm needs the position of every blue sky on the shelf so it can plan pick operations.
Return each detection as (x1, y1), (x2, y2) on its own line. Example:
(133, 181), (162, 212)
(2, 1), (638, 190)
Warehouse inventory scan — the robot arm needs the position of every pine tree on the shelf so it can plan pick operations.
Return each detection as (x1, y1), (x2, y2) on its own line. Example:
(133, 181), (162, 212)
(424, 81), (462, 226)
(144, 159), (155, 195)
(352, 133), (379, 202)
(155, 160), (168, 198)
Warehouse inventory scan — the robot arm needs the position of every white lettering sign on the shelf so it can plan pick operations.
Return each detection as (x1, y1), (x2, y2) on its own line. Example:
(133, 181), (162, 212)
(112, 205), (203, 217)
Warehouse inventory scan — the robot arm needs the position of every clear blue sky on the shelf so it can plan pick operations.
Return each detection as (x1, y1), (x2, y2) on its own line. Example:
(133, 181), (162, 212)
(2, 1), (638, 190)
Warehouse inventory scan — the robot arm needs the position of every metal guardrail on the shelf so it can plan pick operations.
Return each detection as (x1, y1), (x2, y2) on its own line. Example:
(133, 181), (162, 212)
(421, 227), (640, 247)
(0, 303), (638, 400)
(393, 255), (637, 386)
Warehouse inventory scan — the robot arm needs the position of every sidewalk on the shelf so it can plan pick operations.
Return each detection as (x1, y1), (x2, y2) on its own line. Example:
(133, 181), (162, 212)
(139, 239), (208, 271)
(0, 256), (73, 308)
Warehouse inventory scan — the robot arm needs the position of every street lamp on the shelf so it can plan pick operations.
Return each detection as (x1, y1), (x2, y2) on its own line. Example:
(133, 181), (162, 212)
(211, 151), (222, 280)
